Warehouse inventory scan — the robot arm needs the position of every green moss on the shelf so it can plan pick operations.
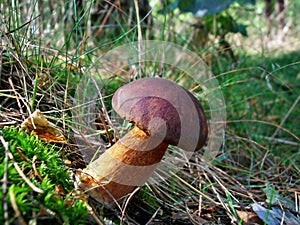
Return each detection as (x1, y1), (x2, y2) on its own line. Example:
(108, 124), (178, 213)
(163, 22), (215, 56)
(0, 127), (88, 225)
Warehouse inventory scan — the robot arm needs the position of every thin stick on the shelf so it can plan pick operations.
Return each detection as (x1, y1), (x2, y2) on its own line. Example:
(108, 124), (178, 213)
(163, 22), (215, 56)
(272, 95), (300, 138)
(145, 206), (161, 225)
(0, 38), (2, 85)
(85, 203), (105, 225)
(195, 157), (203, 217)
(121, 187), (140, 223)
(9, 189), (27, 225)
(97, 113), (112, 145)
(133, 0), (143, 77)
(95, 3), (114, 37)
(222, 119), (299, 141)
(4, 143), (43, 193)
(91, 78), (115, 143)
(255, 135), (300, 146)
(8, 78), (26, 120)
(1, 15), (40, 37)
(0, 136), (9, 225)
(170, 171), (220, 206)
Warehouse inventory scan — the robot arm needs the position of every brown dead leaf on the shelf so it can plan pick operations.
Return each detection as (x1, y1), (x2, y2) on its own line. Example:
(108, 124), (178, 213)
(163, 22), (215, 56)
(236, 210), (264, 225)
(64, 159), (72, 166)
(54, 184), (66, 195)
(21, 109), (67, 143)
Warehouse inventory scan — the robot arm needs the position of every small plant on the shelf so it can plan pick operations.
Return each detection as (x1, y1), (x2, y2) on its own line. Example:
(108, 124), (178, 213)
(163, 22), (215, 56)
(0, 127), (88, 225)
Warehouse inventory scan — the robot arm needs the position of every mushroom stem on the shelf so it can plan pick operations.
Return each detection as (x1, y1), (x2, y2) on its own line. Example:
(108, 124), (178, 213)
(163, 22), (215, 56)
(79, 126), (168, 204)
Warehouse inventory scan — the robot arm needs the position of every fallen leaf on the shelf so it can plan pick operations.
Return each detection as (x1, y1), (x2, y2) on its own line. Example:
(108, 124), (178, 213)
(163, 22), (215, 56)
(236, 209), (263, 224)
(252, 203), (300, 225)
(21, 109), (67, 143)
(252, 203), (280, 225)
(54, 184), (66, 195)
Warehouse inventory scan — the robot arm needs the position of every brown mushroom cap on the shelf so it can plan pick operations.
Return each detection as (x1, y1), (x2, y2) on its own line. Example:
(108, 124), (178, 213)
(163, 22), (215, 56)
(112, 77), (208, 151)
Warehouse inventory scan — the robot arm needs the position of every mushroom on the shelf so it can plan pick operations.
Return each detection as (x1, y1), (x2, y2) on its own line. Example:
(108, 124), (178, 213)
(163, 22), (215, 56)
(78, 77), (208, 205)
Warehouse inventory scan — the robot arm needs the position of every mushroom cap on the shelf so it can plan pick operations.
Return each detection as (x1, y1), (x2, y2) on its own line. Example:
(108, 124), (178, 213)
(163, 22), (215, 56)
(112, 77), (208, 151)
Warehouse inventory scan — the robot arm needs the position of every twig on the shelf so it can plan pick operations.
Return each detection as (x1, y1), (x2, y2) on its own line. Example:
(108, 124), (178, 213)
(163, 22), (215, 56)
(194, 157), (203, 217)
(6, 145), (43, 194)
(0, 43), (3, 86)
(202, 171), (237, 223)
(271, 95), (300, 138)
(1, 15), (40, 37)
(255, 135), (300, 146)
(222, 119), (299, 141)
(0, 136), (9, 225)
(32, 155), (43, 181)
(8, 78), (26, 120)
(0, 121), (17, 127)
(97, 113), (113, 145)
(170, 171), (220, 206)
(121, 187), (140, 223)
(185, 203), (206, 225)
(145, 206), (161, 225)
(95, 2), (114, 38)
(9, 189), (27, 225)
(133, 0), (143, 77)
(85, 203), (105, 225)
(91, 78), (116, 143)
(211, 160), (256, 202)
(15, 147), (30, 163)
(295, 192), (299, 212)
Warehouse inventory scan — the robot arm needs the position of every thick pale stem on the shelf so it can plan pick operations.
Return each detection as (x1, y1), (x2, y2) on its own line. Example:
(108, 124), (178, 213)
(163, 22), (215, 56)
(79, 126), (168, 204)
